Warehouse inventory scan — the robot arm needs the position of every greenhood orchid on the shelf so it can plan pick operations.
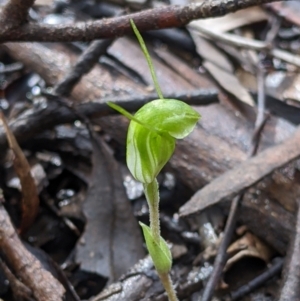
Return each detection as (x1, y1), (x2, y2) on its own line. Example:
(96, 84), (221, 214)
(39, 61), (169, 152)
(107, 19), (200, 301)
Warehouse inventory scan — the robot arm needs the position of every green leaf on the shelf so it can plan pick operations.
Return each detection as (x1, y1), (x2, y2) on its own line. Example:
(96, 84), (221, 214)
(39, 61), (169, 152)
(139, 222), (172, 274)
(130, 19), (164, 100)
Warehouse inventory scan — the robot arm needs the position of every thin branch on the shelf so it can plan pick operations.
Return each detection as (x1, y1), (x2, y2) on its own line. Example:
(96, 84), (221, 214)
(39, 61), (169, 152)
(189, 25), (300, 68)
(0, 0), (35, 29)
(201, 194), (241, 301)
(51, 39), (114, 143)
(228, 257), (283, 301)
(0, 0), (287, 42)
(54, 39), (113, 96)
(249, 66), (269, 156)
(0, 89), (218, 151)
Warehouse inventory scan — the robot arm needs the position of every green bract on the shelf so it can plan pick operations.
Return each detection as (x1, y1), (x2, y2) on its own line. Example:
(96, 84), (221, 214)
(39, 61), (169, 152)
(139, 222), (172, 274)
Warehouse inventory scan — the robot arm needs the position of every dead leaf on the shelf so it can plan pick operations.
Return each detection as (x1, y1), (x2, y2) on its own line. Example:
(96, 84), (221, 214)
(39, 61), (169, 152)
(189, 32), (255, 106)
(190, 6), (268, 33)
(204, 61), (255, 107)
(0, 112), (39, 233)
(179, 125), (300, 217)
(225, 232), (274, 272)
(190, 33), (233, 72)
(282, 73), (300, 103)
(75, 135), (145, 282)
(154, 46), (214, 88)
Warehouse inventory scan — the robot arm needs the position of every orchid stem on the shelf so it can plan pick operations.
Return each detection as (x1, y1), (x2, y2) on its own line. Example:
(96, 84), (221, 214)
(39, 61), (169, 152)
(159, 272), (179, 301)
(144, 179), (160, 243)
(144, 179), (179, 301)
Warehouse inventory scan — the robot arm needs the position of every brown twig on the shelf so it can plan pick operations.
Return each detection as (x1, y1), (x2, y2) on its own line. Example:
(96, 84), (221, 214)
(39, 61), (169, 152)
(249, 66), (269, 157)
(0, 89), (218, 151)
(0, 0), (35, 29)
(0, 194), (65, 301)
(188, 25), (300, 68)
(278, 203), (300, 301)
(228, 257), (283, 301)
(201, 194), (242, 301)
(50, 40), (114, 145)
(0, 0), (287, 42)
(54, 39), (113, 96)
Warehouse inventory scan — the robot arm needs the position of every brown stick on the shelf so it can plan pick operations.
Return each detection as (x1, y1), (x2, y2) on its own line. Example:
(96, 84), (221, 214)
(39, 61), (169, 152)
(0, 0), (287, 42)
(54, 39), (113, 97)
(0, 195), (65, 301)
(228, 258), (283, 300)
(0, 89), (218, 150)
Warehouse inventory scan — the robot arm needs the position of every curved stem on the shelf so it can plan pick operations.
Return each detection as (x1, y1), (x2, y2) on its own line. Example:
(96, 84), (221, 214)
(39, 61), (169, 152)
(159, 272), (179, 301)
(144, 179), (160, 244)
